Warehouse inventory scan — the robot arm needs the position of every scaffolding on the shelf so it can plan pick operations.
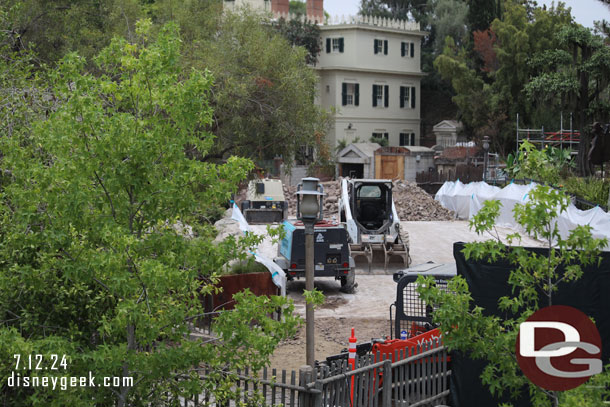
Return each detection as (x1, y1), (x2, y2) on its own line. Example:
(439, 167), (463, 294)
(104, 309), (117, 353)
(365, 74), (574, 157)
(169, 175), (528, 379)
(516, 113), (580, 153)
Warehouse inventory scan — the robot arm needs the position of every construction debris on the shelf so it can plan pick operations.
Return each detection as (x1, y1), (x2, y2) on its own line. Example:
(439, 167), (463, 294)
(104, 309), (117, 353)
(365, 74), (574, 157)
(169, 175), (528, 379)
(283, 179), (455, 221)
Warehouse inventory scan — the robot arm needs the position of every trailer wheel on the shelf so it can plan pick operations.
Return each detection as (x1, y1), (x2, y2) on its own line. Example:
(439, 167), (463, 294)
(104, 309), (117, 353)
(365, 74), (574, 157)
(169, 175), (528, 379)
(340, 271), (356, 293)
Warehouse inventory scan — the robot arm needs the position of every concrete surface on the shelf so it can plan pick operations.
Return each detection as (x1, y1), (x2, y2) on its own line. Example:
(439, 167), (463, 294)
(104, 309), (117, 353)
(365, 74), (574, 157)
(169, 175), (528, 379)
(403, 220), (545, 265)
(283, 220), (546, 320)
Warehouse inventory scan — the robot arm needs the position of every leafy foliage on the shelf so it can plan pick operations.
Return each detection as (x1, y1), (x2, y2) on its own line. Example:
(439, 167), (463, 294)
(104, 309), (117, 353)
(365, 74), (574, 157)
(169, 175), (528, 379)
(417, 185), (607, 406)
(433, 1), (587, 157)
(2, 0), (142, 64)
(185, 9), (329, 162)
(505, 140), (573, 185)
(0, 22), (298, 405)
(370, 136), (389, 147)
(272, 16), (322, 65)
(562, 177), (610, 208)
(525, 24), (610, 175)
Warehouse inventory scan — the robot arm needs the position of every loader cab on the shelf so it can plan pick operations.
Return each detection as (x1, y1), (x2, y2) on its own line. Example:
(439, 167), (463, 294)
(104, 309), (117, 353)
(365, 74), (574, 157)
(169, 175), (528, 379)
(351, 180), (393, 232)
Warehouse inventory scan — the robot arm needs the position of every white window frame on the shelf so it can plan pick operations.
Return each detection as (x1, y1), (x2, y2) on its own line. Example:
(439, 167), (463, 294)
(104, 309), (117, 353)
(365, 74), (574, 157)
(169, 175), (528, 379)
(374, 39), (383, 54)
(345, 83), (355, 105)
(399, 132), (416, 146)
(400, 85), (416, 109)
(374, 85), (384, 107)
(401, 41), (415, 58)
(332, 38), (342, 53)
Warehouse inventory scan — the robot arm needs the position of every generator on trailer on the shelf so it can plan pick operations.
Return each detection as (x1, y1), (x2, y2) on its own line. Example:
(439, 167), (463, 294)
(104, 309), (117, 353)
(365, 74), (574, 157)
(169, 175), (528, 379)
(273, 219), (356, 293)
(240, 179), (287, 224)
(338, 178), (410, 270)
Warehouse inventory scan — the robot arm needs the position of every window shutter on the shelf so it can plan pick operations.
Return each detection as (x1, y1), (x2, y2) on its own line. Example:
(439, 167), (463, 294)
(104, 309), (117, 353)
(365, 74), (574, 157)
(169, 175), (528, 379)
(411, 87), (416, 108)
(326, 38), (330, 53)
(411, 133), (415, 146)
(342, 83), (347, 106)
(401, 42), (405, 57)
(372, 85), (377, 107)
(384, 40), (388, 55)
(384, 85), (389, 107)
(339, 38), (344, 53)
(355, 84), (359, 106)
(400, 87), (405, 108)
(410, 42), (414, 57)
(374, 40), (378, 54)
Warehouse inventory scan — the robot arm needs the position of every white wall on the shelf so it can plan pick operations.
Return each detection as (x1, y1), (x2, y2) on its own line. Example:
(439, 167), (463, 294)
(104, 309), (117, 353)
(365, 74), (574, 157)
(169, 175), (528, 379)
(318, 26), (423, 74)
(318, 70), (421, 148)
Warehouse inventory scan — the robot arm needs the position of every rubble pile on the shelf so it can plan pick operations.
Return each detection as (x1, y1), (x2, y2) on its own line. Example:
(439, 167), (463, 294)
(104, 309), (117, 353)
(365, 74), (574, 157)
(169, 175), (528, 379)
(392, 180), (455, 221)
(283, 179), (455, 221)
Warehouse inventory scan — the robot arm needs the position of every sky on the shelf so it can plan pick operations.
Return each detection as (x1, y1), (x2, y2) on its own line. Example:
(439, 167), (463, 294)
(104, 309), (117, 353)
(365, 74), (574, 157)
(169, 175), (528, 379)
(323, 0), (610, 28)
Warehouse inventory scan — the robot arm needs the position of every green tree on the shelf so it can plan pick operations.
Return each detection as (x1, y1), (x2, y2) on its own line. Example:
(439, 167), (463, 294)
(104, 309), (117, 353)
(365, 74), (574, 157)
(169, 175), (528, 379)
(0, 6), (51, 143)
(272, 17), (322, 64)
(184, 9), (329, 162)
(526, 25), (610, 176)
(417, 185), (607, 406)
(466, 0), (501, 32)
(2, 0), (143, 64)
(359, 0), (428, 22)
(430, 0), (469, 53)
(0, 21), (298, 405)
(434, 1), (575, 155)
(289, 0), (307, 15)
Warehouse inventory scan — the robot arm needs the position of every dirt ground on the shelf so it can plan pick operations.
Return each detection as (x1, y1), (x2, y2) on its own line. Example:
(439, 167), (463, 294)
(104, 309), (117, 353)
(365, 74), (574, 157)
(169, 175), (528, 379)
(267, 220), (546, 372)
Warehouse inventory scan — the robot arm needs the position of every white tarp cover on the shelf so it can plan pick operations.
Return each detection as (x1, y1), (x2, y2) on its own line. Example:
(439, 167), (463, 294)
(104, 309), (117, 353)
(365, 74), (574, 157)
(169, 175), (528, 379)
(435, 180), (464, 214)
(435, 181), (610, 250)
(231, 203), (286, 295)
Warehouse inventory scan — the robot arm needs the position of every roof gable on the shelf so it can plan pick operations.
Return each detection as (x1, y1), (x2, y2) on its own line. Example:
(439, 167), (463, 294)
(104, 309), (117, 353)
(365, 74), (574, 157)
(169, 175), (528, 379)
(433, 120), (462, 131)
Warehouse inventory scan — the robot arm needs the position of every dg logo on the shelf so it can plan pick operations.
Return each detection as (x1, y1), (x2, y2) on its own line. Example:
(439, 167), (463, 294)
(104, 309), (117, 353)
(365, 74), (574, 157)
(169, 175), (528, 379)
(516, 305), (603, 391)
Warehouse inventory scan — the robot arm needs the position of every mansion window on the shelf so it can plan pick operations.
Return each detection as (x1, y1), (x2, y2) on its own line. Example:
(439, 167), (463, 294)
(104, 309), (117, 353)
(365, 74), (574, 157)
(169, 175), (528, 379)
(400, 86), (416, 109)
(342, 83), (359, 106)
(401, 41), (415, 57)
(372, 132), (389, 141)
(374, 39), (388, 55)
(372, 84), (389, 107)
(326, 37), (344, 53)
(400, 132), (416, 146)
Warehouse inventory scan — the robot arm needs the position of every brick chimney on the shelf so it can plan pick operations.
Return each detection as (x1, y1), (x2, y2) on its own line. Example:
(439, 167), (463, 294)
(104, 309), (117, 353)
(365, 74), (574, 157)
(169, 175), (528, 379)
(306, 0), (324, 22)
(272, 0), (289, 15)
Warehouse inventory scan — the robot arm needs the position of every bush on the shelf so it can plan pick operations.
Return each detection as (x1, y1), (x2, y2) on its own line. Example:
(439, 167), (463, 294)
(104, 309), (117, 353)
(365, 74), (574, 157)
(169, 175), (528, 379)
(562, 177), (610, 208)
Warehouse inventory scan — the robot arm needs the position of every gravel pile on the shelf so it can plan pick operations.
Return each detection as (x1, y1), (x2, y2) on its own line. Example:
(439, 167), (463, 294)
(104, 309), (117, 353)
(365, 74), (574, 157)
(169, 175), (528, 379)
(283, 179), (454, 221)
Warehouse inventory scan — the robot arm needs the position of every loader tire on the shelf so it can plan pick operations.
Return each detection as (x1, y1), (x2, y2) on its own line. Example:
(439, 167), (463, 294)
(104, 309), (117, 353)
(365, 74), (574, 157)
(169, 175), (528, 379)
(340, 272), (356, 293)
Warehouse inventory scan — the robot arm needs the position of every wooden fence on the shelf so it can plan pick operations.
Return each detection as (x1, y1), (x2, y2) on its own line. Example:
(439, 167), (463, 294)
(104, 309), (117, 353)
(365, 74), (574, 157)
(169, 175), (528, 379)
(179, 340), (450, 407)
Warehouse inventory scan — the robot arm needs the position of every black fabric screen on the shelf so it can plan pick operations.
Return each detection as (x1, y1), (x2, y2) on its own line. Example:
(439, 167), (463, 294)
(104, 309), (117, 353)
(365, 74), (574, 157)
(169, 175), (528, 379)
(450, 242), (610, 407)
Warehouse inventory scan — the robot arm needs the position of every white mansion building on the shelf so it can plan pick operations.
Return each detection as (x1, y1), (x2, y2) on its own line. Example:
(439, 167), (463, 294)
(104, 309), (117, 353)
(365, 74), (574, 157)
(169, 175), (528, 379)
(224, 0), (425, 150)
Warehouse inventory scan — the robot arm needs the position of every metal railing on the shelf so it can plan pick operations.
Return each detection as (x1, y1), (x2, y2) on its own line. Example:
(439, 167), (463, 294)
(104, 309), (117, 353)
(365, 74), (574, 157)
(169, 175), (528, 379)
(184, 340), (450, 407)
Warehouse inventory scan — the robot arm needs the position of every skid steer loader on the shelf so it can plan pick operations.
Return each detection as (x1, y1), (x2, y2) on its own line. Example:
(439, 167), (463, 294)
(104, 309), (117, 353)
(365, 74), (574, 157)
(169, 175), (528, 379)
(338, 178), (410, 270)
